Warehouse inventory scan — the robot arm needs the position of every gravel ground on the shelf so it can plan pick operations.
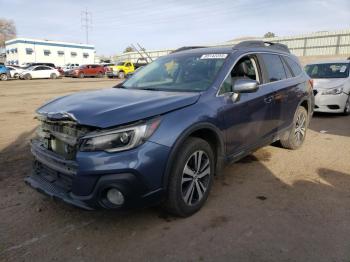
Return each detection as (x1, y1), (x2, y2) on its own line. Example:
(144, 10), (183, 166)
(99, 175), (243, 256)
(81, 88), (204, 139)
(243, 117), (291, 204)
(0, 78), (349, 262)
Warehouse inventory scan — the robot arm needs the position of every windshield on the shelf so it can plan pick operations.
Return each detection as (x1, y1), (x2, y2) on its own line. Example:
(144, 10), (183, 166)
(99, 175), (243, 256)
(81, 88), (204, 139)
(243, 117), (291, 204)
(122, 53), (227, 92)
(117, 62), (124, 66)
(305, 63), (349, 79)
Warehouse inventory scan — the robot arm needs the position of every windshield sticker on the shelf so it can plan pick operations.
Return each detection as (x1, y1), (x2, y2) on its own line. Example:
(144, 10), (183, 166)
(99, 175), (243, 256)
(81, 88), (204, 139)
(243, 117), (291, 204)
(340, 66), (347, 72)
(200, 54), (228, 59)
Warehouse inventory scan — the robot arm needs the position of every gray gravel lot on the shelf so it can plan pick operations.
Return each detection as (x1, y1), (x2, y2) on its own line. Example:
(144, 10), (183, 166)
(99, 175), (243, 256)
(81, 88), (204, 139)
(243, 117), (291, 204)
(0, 78), (349, 262)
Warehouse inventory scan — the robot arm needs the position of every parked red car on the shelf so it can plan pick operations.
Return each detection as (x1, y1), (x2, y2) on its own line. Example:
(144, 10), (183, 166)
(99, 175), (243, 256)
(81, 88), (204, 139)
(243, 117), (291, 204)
(69, 64), (105, 78)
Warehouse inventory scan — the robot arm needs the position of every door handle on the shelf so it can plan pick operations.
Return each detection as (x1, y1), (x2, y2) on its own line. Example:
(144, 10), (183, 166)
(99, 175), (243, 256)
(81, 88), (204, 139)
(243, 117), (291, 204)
(264, 96), (273, 104)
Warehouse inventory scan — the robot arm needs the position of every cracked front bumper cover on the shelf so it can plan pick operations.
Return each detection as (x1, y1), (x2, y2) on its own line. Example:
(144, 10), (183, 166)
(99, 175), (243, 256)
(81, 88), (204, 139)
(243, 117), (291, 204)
(25, 173), (94, 210)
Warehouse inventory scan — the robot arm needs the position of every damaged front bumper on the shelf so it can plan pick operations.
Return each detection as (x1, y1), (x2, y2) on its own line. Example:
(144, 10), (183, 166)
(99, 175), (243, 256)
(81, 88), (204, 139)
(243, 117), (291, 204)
(25, 139), (169, 210)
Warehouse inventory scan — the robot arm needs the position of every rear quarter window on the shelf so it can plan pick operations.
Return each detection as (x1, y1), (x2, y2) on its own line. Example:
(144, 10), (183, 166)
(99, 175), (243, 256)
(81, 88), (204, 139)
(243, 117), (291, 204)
(284, 56), (303, 76)
(260, 54), (286, 82)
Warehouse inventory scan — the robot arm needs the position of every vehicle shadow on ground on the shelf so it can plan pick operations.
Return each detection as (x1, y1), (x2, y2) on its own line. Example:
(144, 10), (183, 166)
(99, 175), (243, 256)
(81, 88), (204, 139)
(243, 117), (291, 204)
(309, 112), (350, 137)
(1, 131), (350, 261)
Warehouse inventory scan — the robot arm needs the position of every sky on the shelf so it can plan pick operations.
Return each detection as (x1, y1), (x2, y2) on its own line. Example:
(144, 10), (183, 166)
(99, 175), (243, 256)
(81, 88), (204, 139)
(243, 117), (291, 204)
(0, 0), (349, 55)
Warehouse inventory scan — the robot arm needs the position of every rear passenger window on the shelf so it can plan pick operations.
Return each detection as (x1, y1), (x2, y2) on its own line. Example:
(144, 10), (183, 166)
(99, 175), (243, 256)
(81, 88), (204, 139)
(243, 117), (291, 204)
(261, 54), (286, 82)
(284, 56), (302, 76)
(281, 58), (293, 78)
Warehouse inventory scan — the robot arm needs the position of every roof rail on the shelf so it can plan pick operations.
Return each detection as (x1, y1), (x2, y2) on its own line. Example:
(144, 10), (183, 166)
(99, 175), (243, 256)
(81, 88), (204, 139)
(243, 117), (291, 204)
(234, 40), (290, 53)
(171, 46), (206, 53)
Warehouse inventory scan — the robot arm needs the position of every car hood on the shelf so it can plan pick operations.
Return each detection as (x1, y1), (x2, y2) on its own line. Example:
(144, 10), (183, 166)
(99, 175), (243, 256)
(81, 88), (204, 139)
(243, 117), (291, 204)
(37, 88), (200, 128)
(313, 78), (347, 90)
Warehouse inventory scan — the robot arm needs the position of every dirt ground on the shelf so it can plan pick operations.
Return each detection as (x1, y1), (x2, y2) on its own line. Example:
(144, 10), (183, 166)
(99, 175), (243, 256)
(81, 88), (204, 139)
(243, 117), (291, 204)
(0, 78), (350, 262)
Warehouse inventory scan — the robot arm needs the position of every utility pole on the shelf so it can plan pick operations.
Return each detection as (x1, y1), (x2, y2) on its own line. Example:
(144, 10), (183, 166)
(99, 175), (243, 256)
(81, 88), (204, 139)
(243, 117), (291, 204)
(81, 8), (92, 44)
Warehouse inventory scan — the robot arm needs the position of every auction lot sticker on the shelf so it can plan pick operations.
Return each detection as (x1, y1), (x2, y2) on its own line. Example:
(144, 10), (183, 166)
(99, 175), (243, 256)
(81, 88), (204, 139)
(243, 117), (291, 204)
(200, 54), (228, 59)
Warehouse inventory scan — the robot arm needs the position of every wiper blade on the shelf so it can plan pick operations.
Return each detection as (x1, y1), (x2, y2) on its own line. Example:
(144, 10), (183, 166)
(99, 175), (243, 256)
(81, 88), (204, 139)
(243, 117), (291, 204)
(137, 87), (160, 91)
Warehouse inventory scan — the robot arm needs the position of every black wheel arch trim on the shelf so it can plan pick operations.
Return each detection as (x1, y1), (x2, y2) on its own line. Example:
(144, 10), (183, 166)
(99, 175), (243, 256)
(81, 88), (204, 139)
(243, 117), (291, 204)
(161, 122), (225, 190)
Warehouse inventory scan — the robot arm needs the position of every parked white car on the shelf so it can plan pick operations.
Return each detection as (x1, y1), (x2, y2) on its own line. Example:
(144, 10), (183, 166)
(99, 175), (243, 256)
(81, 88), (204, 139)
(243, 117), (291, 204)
(62, 63), (80, 73)
(6, 66), (24, 79)
(305, 60), (350, 115)
(20, 65), (60, 80)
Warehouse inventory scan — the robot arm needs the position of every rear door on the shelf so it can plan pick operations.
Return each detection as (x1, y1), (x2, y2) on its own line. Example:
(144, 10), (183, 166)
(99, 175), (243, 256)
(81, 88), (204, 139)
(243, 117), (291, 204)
(42, 66), (53, 78)
(220, 54), (277, 156)
(259, 53), (302, 133)
(84, 65), (92, 76)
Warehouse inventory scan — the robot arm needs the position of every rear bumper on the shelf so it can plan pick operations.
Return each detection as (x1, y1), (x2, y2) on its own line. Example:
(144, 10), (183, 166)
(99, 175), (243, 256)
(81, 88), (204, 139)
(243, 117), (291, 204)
(106, 71), (118, 77)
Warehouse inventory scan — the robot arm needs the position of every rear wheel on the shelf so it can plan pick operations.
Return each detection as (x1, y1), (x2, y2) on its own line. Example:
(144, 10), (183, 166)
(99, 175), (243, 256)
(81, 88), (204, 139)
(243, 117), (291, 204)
(0, 74), (8, 81)
(50, 73), (57, 79)
(97, 72), (104, 78)
(280, 106), (308, 150)
(14, 73), (19, 79)
(118, 71), (125, 79)
(343, 95), (350, 115)
(79, 73), (84, 78)
(163, 137), (214, 217)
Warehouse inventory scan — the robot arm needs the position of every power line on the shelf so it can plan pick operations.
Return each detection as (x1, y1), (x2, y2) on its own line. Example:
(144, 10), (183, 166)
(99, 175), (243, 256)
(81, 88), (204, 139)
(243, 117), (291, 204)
(81, 8), (92, 44)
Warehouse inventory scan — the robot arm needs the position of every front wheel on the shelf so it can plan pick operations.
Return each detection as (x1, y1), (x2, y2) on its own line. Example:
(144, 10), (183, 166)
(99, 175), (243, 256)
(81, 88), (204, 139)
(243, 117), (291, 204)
(163, 137), (214, 217)
(280, 106), (308, 150)
(118, 71), (125, 79)
(79, 73), (84, 78)
(50, 73), (57, 79)
(24, 74), (32, 80)
(343, 95), (350, 115)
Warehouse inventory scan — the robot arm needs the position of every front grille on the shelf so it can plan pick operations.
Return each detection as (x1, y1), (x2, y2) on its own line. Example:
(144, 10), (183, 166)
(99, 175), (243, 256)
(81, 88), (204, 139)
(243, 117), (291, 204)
(33, 161), (73, 192)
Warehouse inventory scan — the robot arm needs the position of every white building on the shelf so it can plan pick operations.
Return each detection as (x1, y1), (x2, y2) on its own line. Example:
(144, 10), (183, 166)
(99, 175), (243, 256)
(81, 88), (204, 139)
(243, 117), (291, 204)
(5, 38), (95, 67)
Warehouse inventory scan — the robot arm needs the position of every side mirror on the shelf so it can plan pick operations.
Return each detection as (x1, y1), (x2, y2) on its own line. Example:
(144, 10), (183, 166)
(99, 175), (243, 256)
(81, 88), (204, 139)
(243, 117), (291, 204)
(232, 78), (259, 93)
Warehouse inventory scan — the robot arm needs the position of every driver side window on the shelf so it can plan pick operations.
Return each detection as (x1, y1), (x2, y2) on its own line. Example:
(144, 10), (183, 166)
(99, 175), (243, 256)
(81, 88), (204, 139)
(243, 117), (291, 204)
(219, 55), (260, 95)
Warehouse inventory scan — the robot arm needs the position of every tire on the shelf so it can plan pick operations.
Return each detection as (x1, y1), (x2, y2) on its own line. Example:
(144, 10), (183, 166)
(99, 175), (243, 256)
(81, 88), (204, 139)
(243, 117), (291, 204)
(163, 137), (215, 217)
(50, 73), (57, 79)
(343, 95), (350, 115)
(280, 106), (308, 150)
(14, 73), (19, 79)
(97, 72), (104, 78)
(0, 74), (8, 81)
(24, 74), (32, 80)
(79, 73), (84, 78)
(118, 71), (125, 79)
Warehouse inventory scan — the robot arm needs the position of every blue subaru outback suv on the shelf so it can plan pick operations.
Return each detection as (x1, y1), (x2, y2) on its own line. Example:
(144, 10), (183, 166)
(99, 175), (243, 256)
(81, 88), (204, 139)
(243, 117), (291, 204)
(26, 41), (313, 217)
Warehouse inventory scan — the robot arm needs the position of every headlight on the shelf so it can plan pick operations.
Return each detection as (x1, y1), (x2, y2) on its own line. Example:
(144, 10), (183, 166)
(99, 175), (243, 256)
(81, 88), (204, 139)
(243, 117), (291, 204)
(321, 86), (343, 95)
(79, 118), (161, 152)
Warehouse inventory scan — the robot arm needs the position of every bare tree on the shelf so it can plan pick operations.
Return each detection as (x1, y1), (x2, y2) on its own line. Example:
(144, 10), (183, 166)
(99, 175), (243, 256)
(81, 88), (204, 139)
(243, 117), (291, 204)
(123, 46), (135, 53)
(0, 18), (16, 48)
(264, 32), (276, 38)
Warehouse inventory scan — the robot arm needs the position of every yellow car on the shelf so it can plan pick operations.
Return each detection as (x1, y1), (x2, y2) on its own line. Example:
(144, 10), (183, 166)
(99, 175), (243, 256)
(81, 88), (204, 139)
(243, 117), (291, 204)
(106, 61), (136, 79)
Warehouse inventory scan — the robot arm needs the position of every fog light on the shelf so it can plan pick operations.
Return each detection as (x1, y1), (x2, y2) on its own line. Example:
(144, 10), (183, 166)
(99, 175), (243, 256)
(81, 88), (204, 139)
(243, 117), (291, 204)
(106, 188), (124, 205)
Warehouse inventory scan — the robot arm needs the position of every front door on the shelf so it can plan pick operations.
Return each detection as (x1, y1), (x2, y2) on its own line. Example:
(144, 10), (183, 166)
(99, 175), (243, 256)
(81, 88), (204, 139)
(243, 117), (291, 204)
(219, 54), (277, 156)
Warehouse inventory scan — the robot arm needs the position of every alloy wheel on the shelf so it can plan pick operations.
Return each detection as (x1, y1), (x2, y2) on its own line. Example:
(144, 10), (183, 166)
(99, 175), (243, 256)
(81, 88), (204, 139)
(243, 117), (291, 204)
(294, 111), (306, 144)
(181, 150), (211, 206)
(0, 74), (8, 81)
(345, 96), (350, 114)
